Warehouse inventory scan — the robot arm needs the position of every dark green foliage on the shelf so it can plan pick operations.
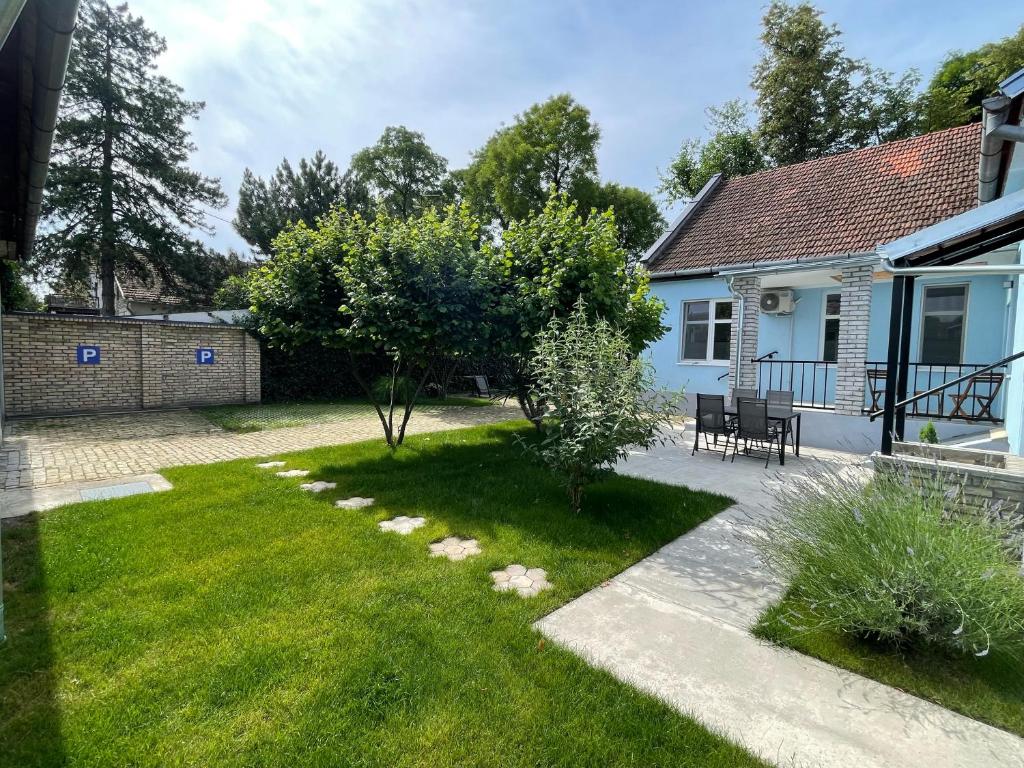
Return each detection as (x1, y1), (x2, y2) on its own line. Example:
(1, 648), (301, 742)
(234, 151), (364, 255)
(919, 422), (939, 444)
(922, 25), (1024, 131)
(0, 260), (41, 311)
(587, 182), (666, 261)
(349, 126), (451, 219)
(32, 0), (226, 315)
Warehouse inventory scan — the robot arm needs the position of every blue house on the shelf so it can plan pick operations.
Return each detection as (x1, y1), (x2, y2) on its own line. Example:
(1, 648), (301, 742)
(643, 70), (1024, 456)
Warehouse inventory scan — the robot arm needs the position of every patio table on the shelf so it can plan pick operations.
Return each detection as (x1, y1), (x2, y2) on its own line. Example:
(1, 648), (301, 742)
(724, 402), (801, 465)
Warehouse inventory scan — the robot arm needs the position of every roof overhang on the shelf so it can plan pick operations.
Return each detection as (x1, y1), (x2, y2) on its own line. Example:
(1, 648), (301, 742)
(877, 187), (1024, 267)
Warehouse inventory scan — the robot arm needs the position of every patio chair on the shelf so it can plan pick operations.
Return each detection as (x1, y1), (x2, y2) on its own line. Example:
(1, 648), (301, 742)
(731, 398), (783, 468)
(731, 387), (757, 403)
(692, 393), (735, 460)
(767, 389), (796, 448)
(949, 372), (1004, 421)
(866, 369), (886, 412)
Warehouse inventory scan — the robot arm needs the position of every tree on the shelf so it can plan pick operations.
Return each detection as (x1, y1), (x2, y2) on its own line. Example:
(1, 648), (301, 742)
(462, 94), (600, 224)
(494, 193), (665, 426)
(847, 67), (923, 147)
(235, 150), (364, 255)
(349, 126), (449, 219)
(0, 261), (41, 311)
(338, 205), (497, 447)
(521, 301), (678, 512)
(754, 1), (857, 165)
(33, 0), (226, 315)
(659, 100), (767, 203)
(922, 25), (1024, 131)
(586, 183), (665, 263)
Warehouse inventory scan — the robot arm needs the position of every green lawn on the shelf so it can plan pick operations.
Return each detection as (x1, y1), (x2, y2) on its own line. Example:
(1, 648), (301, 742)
(755, 595), (1024, 737)
(200, 396), (492, 432)
(1, 423), (763, 767)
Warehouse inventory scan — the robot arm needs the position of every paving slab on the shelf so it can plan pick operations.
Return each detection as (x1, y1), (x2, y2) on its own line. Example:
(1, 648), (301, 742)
(537, 426), (1024, 768)
(2, 473), (173, 518)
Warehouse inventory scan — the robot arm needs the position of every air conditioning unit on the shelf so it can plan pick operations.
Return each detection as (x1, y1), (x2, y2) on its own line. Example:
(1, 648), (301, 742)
(760, 289), (795, 315)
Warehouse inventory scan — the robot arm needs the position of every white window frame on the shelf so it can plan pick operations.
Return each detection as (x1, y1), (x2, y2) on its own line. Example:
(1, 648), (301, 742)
(679, 298), (732, 363)
(819, 292), (841, 363)
(919, 283), (969, 366)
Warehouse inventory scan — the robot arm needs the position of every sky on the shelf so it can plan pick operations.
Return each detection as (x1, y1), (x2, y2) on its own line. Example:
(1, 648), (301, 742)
(123, 0), (1024, 255)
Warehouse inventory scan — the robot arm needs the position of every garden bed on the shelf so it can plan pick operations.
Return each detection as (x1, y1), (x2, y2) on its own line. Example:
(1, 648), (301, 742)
(0, 423), (762, 767)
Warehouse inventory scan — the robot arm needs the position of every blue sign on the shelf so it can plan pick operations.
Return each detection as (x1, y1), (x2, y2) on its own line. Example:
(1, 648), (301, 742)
(77, 345), (101, 365)
(196, 348), (215, 365)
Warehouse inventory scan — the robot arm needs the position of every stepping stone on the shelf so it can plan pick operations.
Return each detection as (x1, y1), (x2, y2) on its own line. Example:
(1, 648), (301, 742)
(491, 564), (552, 598)
(275, 469), (310, 478)
(378, 515), (426, 535)
(428, 536), (482, 561)
(256, 461), (286, 468)
(300, 481), (336, 493)
(335, 496), (374, 509)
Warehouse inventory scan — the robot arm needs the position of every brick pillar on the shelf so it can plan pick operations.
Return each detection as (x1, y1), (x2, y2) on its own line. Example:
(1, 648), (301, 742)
(834, 265), (873, 415)
(728, 276), (761, 394)
(243, 333), (261, 403)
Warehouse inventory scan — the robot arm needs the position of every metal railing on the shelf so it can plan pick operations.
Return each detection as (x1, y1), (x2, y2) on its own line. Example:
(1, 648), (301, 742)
(865, 360), (1011, 423)
(752, 358), (836, 410)
(868, 350), (1024, 425)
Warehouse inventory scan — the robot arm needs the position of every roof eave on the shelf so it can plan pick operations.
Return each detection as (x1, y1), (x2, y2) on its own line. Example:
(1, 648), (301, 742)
(642, 173), (723, 268)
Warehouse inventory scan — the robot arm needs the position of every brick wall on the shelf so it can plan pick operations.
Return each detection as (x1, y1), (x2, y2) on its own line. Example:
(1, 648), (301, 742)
(728, 276), (761, 393)
(2, 313), (260, 417)
(834, 265), (873, 416)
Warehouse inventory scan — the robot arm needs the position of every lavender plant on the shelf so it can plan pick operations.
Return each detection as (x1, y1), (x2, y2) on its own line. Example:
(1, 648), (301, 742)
(755, 462), (1024, 657)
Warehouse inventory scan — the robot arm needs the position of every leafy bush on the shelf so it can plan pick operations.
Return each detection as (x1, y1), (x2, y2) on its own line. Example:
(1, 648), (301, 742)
(919, 421), (939, 444)
(755, 464), (1024, 657)
(520, 300), (679, 512)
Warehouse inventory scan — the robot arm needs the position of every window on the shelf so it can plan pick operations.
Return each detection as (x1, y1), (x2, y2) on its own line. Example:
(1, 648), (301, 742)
(920, 284), (967, 365)
(680, 299), (732, 362)
(821, 293), (841, 363)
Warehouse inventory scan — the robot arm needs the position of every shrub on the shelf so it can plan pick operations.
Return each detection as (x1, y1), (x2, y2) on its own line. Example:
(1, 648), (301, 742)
(370, 374), (416, 405)
(755, 463), (1024, 657)
(919, 421), (939, 444)
(520, 300), (679, 512)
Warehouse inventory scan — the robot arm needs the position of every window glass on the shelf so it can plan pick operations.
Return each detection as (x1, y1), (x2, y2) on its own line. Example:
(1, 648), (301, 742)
(714, 301), (733, 321)
(712, 322), (731, 360)
(685, 301), (710, 322)
(825, 293), (841, 316)
(921, 285), (966, 365)
(822, 319), (840, 362)
(683, 321), (709, 360)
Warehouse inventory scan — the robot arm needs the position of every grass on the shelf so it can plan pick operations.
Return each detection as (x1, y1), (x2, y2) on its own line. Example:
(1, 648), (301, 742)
(755, 595), (1024, 737)
(200, 396), (493, 432)
(0, 422), (763, 767)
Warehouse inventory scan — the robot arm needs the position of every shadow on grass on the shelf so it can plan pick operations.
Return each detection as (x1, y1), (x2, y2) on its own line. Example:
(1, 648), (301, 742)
(0, 514), (65, 765)
(315, 424), (732, 554)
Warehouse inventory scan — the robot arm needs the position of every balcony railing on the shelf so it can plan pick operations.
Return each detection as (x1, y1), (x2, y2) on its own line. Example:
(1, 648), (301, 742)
(864, 361), (1007, 423)
(750, 358), (1008, 423)
(752, 358), (836, 410)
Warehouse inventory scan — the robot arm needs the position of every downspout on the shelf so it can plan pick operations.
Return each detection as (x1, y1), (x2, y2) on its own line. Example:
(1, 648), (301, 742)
(978, 95), (1024, 204)
(726, 275), (743, 391)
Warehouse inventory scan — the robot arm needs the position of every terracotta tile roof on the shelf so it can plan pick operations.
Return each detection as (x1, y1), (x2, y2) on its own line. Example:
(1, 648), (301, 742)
(117, 265), (189, 306)
(646, 124), (982, 275)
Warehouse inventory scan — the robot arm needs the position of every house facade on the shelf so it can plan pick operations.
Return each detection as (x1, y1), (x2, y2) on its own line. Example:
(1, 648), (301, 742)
(643, 90), (1024, 455)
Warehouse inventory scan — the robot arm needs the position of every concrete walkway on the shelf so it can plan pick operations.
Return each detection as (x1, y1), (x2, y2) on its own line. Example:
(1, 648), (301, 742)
(0, 404), (521, 514)
(537, 426), (1024, 768)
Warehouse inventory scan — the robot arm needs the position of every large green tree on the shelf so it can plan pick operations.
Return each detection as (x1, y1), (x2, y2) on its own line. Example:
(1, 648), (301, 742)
(235, 150), (366, 256)
(462, 94), (600, 225)
(587, 182), (666, 262)
(34, 0), (226, 315)
(349, 126), (449, 219)
(923, 25), (1024, 131)
(659, 100), (767, 202)
(754, 1), (857, 165)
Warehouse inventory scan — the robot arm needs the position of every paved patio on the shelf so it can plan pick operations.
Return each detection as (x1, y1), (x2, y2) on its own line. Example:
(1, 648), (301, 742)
(0, 404), (520, 513)
(538, 425), (1024, 768)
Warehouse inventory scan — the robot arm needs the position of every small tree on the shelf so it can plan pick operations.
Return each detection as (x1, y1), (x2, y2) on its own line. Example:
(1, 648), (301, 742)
(521, 301), (679, 513)
(339, 205), (496, 448)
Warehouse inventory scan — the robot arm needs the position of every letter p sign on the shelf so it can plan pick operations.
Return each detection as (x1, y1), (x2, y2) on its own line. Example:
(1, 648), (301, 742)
(77, 345), (101, 365)
(196, 348), (215, 365)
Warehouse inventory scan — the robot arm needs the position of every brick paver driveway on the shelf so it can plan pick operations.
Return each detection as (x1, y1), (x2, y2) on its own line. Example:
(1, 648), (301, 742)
(1, 405), (521, 491)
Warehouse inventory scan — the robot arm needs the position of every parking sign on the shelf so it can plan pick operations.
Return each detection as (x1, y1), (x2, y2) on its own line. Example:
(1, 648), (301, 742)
(77, 345), (101, 365)
(196, 348), (215, 365)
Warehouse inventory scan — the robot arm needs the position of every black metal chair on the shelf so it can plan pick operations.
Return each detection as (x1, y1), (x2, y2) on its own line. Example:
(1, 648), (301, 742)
(731, 387), (757, 405)
(693, 394), (735, 460)
(731, 398), (783, 468)
(766, 389), (796, 449)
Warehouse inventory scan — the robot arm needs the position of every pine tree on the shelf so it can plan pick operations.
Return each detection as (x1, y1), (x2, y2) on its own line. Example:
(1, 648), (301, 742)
(34, 0), (226, 315)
